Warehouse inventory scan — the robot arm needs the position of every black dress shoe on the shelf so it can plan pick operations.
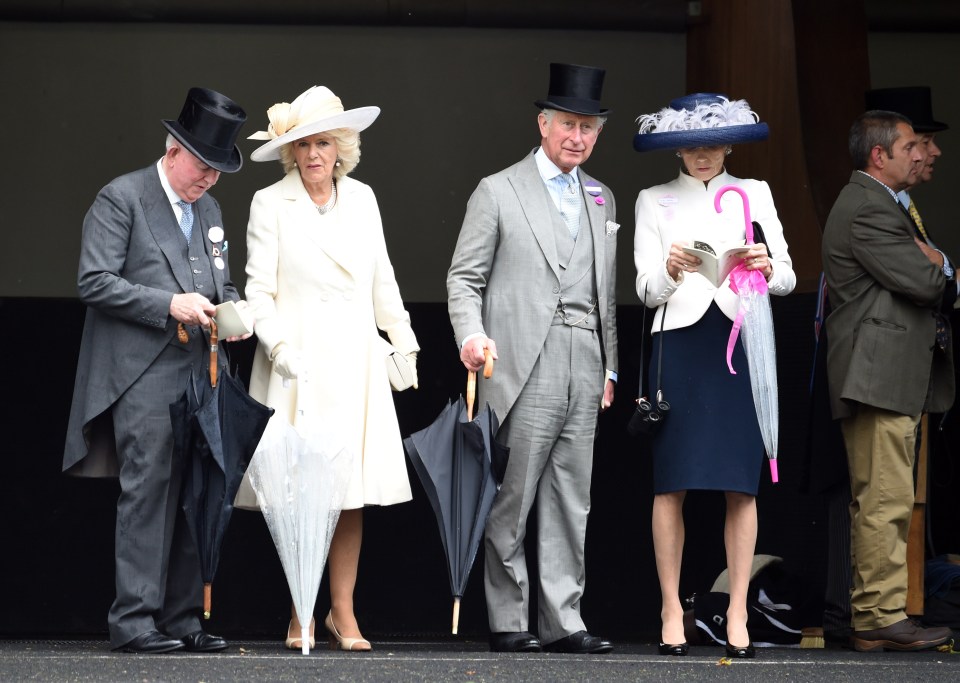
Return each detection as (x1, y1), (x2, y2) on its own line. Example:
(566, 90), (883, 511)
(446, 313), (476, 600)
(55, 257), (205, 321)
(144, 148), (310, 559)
(658, 642), (689, 656)
(725, 642), (756, 659)
(119, 630), (185, 654)
(489, 631), (542, 653)
(181, 630), (229, 652)
(543, 630), (613, 654)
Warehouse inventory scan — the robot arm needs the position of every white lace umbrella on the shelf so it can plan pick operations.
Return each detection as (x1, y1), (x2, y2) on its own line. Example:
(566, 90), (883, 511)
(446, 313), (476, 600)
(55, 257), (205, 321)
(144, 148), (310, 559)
(714, 185), (780, 483)
(246, 375), (354, 654)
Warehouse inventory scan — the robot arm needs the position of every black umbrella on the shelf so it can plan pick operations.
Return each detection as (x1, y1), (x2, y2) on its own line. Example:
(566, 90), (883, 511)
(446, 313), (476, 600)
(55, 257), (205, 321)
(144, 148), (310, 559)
(403, 353), (509, 633)
(169, 321), (274, 618)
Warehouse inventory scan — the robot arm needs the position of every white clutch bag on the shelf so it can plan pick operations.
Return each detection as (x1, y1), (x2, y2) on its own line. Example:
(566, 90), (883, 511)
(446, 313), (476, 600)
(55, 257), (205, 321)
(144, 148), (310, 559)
(380, 338), (415, 391)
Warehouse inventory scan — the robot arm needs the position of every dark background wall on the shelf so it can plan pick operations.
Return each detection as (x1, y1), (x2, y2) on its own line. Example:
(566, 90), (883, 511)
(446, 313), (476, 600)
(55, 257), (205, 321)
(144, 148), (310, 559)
(1, 2), (959, 641)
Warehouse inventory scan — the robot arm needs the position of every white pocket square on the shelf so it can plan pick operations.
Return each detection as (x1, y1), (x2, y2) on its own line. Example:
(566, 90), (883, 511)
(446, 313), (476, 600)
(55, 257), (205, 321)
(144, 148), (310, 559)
(605, 220), (620, 235)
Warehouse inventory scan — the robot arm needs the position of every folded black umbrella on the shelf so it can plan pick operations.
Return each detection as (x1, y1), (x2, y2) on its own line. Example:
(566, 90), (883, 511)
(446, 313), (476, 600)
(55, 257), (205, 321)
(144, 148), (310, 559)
(169, 322), (274, 618)
(403, 354), (508, 633)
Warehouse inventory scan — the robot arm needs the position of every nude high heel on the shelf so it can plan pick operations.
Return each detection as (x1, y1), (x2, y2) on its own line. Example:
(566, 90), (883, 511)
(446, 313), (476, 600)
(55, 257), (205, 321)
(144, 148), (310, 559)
(285, 617), (315, 650)
(324, 611), (372, 652)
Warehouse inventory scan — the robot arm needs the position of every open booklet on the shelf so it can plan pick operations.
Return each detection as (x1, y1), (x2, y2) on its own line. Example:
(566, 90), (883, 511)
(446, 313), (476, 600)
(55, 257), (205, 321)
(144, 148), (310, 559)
(213, 301), (255, 338)
(682, 240), (751, 287)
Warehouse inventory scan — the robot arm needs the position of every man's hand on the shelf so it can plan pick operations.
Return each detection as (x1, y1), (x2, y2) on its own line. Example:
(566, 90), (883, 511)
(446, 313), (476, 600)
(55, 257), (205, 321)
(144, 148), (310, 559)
(914, 236), (945, 268)
(600, 378), (615, 412)
(460, 336), (499, 372)
(170, 293), (216, 326)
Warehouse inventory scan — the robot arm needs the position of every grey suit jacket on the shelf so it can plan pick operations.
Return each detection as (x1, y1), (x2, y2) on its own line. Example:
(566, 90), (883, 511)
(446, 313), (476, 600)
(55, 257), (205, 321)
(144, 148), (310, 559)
(63, 164), (238, 475)
(822, 171), (954, 419)
(447, 150), (618, 423)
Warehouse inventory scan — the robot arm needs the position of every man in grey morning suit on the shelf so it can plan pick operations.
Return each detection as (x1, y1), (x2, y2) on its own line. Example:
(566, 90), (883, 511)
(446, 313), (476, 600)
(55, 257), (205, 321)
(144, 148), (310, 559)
(447, 63), (619, 654)
(63, 88), (248, 653)
(822, 110), (954, 652)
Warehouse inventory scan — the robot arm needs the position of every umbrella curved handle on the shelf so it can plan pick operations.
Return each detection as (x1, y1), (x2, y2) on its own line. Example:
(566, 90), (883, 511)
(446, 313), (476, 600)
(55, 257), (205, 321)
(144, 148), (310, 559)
(466, 349), (494, 421)
(714, 184), (755, 243)
(208, 319), (219, 388)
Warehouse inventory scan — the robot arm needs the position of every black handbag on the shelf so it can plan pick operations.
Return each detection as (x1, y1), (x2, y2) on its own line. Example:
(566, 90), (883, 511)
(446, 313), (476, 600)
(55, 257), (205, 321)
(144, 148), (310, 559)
(628, 289), (670, 437)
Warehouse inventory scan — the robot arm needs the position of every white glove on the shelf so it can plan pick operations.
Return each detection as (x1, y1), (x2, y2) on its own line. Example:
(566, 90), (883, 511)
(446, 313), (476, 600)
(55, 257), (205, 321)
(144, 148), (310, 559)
(404, 352), (419, 390)
(273, 345), (302, 381)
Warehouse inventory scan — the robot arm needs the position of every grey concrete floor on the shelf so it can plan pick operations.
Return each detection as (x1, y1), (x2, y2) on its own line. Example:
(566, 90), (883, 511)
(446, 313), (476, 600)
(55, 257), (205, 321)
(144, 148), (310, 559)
(2, 638), (960, 683)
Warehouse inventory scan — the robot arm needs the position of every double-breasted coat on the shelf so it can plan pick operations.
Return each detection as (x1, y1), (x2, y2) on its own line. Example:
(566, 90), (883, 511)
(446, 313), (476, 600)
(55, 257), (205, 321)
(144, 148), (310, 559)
(237, 170), (418, 510)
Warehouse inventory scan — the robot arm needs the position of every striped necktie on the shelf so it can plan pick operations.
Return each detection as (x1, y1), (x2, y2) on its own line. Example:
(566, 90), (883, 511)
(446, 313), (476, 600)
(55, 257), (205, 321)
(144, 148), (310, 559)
(176, 200), (194, 242)
(559, 173), (580, 240)
(908, 198), (928, 240)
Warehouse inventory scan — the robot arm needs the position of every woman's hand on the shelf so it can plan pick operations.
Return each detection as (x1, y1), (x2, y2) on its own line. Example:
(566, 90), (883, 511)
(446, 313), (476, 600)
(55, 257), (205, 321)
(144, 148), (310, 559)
(742, 244), (773, 281)
(666, 241), (700, 281)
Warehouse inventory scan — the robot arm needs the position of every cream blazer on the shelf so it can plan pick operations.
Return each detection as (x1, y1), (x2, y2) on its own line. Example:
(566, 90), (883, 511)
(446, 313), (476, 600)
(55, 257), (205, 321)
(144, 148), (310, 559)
(240, 170), (418, 509)
(634, 170), (796, 331)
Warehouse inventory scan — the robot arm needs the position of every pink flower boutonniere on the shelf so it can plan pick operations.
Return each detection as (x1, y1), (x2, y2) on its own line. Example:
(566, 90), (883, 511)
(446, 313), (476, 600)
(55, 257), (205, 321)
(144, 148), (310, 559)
(585, 184), (605, 205)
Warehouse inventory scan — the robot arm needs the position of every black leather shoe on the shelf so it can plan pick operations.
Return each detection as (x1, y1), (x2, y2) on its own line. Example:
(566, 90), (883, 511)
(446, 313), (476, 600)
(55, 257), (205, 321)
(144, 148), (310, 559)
(725, 642), (756, 659)
(119, 630), (185, 654)
(489, 631), (542, 653)
(658, 641), (689, 656)
(181, 630), (229, 652)
(543, 630), (613, 654)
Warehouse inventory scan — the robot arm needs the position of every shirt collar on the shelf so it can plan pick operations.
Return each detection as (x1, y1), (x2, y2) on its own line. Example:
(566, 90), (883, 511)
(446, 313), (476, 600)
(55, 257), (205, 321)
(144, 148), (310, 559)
(856, 170), (900, 202)
(156, 158), (187, 206)
(535, 146), (578, 183)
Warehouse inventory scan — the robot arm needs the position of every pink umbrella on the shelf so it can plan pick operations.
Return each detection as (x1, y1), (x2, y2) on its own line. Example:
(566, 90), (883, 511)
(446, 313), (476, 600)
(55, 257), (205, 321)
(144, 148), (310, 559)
(714, 185), (779, 483)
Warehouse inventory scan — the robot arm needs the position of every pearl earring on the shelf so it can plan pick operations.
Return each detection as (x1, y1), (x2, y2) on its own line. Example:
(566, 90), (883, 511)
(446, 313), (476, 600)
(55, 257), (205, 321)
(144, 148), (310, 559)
(725, 147), (732, 156)
(335, 158), (342, 167)
(675, 151), (682, 158)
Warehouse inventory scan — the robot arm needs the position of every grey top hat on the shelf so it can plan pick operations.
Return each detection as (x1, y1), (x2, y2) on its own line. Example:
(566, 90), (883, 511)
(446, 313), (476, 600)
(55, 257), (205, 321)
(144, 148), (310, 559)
(864, 86), (948, 133)
(162, 87), (247, 173)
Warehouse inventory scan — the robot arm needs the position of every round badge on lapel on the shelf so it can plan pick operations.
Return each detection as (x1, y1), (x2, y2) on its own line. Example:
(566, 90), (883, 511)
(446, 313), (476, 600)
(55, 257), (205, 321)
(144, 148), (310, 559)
(208, 226), (225, 243)
(214, 257), (225, 270)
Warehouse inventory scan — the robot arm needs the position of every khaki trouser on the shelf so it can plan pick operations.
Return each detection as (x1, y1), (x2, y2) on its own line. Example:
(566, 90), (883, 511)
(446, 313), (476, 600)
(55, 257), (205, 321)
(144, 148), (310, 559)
(841, 405), (918, 631)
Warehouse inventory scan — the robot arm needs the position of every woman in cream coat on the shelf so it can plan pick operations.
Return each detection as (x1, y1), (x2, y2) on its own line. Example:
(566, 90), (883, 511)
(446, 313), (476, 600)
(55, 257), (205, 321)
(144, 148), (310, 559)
(632, 94), (795, 659)
(240, 86), (419, 651)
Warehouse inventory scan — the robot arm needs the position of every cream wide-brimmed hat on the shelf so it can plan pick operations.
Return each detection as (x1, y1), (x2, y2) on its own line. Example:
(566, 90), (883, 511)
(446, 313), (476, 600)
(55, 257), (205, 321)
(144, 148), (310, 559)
(248, 85), (380, 162)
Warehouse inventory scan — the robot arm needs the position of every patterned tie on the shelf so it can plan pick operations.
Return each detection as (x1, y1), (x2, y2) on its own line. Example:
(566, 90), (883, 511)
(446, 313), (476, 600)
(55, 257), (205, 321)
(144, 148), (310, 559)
(560, 173), (580, 240)
(908, 198), (928, 240)
(176, 200), (194, 242)
(908, 199), (950, 350)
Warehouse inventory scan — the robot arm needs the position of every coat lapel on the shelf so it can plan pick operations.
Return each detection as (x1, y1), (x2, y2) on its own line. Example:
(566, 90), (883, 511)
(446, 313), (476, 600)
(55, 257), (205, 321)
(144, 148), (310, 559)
(142, 170), (194, 294)
(509, 153), (561, 280)
(280, 170), (360, 279)
(579, 169), (606, 289)
(195, 196), (226, 298)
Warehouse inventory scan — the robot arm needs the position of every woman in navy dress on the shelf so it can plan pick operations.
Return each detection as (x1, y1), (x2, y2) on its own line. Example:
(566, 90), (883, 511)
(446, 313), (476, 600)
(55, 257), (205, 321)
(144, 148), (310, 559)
(632, 94), (796, 658)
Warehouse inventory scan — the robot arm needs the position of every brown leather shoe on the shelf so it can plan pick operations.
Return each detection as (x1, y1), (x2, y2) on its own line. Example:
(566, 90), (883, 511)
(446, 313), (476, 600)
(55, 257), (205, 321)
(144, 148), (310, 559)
(852, 618), (953, 652)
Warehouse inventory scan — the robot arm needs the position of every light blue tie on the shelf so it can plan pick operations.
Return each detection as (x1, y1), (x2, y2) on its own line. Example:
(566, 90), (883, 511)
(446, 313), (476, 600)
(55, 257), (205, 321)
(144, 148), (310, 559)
(176, 200), (194, 242)
(559, 173), (580, 240)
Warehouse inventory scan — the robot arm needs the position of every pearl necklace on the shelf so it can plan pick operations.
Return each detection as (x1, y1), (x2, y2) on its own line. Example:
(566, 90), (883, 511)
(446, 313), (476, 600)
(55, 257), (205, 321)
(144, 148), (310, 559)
(316, 180), (337, 215)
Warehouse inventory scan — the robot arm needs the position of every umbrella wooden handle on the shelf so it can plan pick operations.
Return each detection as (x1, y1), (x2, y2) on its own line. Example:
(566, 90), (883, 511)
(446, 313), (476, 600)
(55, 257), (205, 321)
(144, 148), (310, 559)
(466, 349), (494, 421)
(203, 582), (212, 619)
(452, 596), (461, 635)
(208, 319), (218, 388)
(482, 348), (494, 379)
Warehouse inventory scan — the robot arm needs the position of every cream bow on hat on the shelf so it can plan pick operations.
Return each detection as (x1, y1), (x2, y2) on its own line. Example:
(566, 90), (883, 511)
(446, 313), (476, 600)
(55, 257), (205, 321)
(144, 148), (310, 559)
(248, 86), (380, 162)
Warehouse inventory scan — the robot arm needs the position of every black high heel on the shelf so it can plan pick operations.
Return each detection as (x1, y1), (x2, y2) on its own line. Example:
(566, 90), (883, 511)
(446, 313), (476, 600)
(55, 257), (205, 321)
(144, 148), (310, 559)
(658, 642), (689, 656)
(724, 642), (756, 659)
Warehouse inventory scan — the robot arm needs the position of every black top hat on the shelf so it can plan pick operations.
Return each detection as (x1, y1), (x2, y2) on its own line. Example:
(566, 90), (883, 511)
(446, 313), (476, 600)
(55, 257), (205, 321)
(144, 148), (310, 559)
(534, 63), (610, 116)
(864, 86), (948, 133)
(162, 87), (247, 173)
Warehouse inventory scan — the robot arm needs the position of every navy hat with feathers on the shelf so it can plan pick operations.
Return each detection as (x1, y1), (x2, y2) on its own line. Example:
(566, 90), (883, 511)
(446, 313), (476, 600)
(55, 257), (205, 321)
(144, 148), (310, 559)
(633, 93), (769, 152)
